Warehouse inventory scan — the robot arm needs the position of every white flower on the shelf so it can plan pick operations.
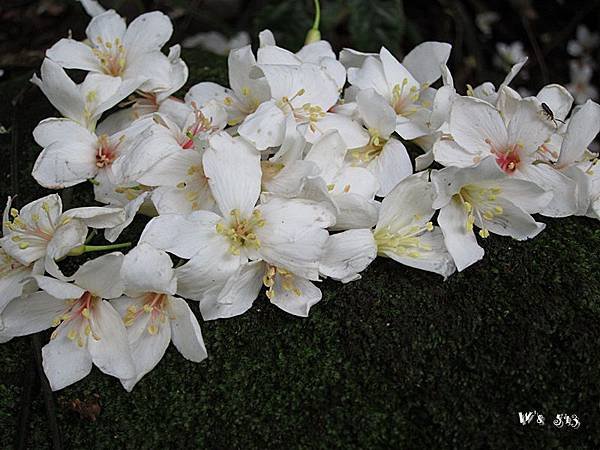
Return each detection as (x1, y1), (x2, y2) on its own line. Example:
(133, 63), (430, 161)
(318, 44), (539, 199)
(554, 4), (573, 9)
(567, 60), (598, 104)
(46, 9), (175, 93)
(113, 103), (227, 214)
(431, 158), (551, 271)
(346, 43), (452, 141)
(238, 61), (368, 150)
(433, 91), (554, 178)
(32, 114), (153, 190)
(111, 243), (207, 391)
(351, 88), (413, 195)
(96, 44), (189, 132)
(182, 30), (250, 56)
(0, 194), (125, 279)
(0, 253), (135, 391)
(320, 174), (455, 282)
(139, 132), (335, 319)
(257, 29), (346, 90)
(186, 45), (271, 127)
(302, 131), (380, 229)
(32, 58), (140, 131)
(0, 198), (43, 315)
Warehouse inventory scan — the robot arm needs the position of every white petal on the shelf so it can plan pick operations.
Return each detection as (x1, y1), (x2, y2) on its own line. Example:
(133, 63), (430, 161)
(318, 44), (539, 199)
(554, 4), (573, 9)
(377, 174), (434, 231)
(380, 47), (419, 93)
(34, 275), (84, 299)
(558, 100), (600, 167)
(32, 140), (98, 189)
(123, 11), (172, 55)
(73, 252), (124, 299)
(303, 113), (370, 149)
(319, 229), (377, 283)
(450, 96), (507, 156)
(304, 131), (347, 182)
(88, 299), (135, 380)
(33, 118), (97, 148)
(104, 192), (150, 242)
(347, 56), (388, 98)
(382, 228), (456, 279)
(257, 198), (335, 280)
(270, 276), (321, 317)
(185, 82), (232, 108)
(331, 193), (379, 230)
(477, 198), (545, 240)
(169, 296), (208, 362)
(0, 266), (32, 311)
(507, 98), (553, 153)
(1, 291), (66, 337)
(238, 100), (287, 150)
(204, 133), (261, 217)
(256, 63), (339, 110)
(139, 210), (223, 259)
(175, 243), (240, 302)
(514, 164), (573, 216)
(368, 138), (412, 197)
(32, 59), (85, 124)
(124, 52), (172, 92)
(64, 206), (125, 228)
(437, 200), (484, 272)
(433, 138), (482, 168)
(46, 38), (99, 72)
(200, 262), (263, 320)
(402, 42), (452, 85)
(356, 88), (396, 137)
(120, 312), (170, 392)
(42, 330), (93, 391)
(122, 243), (176, 297)
(86, 10), (126, 45)
(536, 84), (573, 121)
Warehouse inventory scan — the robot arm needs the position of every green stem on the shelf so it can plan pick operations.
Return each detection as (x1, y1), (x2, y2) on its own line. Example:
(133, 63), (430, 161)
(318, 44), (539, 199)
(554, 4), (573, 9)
(304, 0), (322, 44)
(67, 242), (132, 257)
(312, 0), (321, 31)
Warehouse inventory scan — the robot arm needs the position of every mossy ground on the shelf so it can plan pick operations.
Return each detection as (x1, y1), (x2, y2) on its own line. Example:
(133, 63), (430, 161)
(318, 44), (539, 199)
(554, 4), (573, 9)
(1, 50), (599, 449)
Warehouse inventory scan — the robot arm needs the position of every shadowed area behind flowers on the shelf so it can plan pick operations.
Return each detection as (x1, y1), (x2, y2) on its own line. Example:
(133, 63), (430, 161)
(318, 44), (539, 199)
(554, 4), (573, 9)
(1, 49), (600, 449)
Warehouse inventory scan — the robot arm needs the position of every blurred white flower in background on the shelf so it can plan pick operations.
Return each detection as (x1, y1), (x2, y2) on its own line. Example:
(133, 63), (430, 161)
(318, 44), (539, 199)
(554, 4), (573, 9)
(567, 25), (599, 63)
(182, 31), (251, 56)
(567, 60), (598, 104)
(494, 42), (528, 75)
(475, 11), (499, 36)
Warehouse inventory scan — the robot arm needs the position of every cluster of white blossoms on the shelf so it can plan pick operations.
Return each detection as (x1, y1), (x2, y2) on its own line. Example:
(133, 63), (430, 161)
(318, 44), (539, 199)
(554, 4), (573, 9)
(1, 5), (600, 392)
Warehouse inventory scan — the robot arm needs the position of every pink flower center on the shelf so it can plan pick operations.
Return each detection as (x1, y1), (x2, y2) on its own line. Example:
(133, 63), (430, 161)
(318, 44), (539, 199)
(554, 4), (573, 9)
(485, 138), (522, 174)
(96, 134), (119, 168)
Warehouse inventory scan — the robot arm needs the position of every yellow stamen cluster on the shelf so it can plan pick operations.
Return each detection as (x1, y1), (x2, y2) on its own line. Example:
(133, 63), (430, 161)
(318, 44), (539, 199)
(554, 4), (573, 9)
(92, 36), (126, 76)
(262, 265), (301, 300)
(374, 220), (434, 258)
(456, 185), (503, 238)
(123, 293), (170, 335)
(50, 293), (100, 348)
(391, 79), (428, 116)
(216, 209), (266, 255)
(3, 202), (55, 249)
(352, 128), (387, 163)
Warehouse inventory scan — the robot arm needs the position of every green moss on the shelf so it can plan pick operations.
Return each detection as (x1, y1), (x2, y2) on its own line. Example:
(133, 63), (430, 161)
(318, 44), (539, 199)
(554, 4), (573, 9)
(1, 51), (599, 449)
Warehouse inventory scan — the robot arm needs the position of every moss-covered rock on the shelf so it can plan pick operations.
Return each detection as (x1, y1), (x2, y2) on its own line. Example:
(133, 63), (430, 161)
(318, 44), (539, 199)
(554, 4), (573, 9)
(1, 51), (599, 449)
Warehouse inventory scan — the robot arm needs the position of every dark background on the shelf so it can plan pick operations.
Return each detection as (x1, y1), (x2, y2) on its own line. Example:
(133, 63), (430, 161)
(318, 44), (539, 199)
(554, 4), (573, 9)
(1, 0), (600, 448)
